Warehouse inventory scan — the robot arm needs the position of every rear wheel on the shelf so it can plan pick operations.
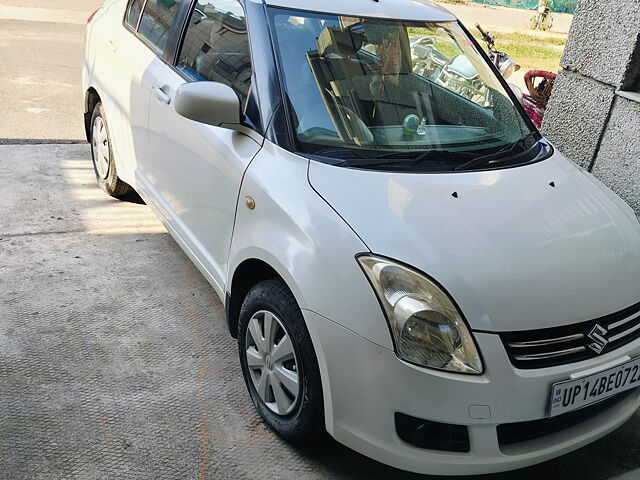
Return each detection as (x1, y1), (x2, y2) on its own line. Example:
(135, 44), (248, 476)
(90, 102), (131, 197)
(238, 278), (325, 443)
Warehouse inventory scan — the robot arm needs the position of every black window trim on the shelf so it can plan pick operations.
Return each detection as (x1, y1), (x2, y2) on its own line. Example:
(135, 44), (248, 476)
(121, 0), (191, 64)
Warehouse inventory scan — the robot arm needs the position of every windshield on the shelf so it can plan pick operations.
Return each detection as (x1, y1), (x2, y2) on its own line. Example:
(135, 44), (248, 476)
(268, 8), (546, 172)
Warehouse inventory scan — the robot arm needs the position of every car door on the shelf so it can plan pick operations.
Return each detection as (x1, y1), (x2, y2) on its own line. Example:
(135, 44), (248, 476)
(89, 0), (178, 184)
(141, 0), (261, 294)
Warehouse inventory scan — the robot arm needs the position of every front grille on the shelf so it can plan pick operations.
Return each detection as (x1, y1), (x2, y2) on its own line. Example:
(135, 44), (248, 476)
(501, 301), (640, 369)
(497, 389), (637, 446)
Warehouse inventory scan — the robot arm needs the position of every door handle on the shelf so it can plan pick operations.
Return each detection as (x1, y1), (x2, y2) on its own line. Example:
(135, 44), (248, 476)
(153, 86), (172, 105)
(107, 39), (117, 52)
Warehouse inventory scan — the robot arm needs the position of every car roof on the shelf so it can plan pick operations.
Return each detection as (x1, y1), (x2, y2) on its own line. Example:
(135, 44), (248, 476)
(257, 0), (458, 22)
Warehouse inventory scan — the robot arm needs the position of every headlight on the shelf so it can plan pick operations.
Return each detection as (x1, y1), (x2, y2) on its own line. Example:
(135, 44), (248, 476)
(358, 255), (482, 374)
(499, 57), (520, 79)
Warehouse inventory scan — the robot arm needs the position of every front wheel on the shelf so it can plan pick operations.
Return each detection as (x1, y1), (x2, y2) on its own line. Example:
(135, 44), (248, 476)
(90, 102), (131, 197)
(238, 278), (325, 443)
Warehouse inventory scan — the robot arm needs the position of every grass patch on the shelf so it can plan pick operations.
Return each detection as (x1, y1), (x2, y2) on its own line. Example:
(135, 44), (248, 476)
(494, 42), (561, 72)
(484, 31), (567, 47)
(470, 31), (564, 72)
(408, 27), (565, 73)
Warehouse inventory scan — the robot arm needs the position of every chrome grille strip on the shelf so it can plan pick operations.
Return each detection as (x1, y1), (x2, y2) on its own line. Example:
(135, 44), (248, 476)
(513, 346), (587, 361)
(609, 322), (640, 343)
(503, 302), (640, 368)
(608, 310), (640, 330)
(507, 333), (584, 348)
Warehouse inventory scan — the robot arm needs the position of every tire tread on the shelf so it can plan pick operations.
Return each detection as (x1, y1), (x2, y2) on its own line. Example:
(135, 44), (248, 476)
(238, 278), (325, 444)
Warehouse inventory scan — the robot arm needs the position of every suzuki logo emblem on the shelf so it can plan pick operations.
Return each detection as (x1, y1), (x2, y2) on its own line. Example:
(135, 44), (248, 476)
(587, 324), (609, 354)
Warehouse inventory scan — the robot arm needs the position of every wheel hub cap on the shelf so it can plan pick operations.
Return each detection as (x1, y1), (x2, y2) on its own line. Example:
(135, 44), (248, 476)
(244, 310), (300, 416)
(265, 355), (274, 371)
(91, 116), (110, 180)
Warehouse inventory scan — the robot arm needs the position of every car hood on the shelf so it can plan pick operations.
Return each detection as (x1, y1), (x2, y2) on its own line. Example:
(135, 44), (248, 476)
(308, 152), (640, 332)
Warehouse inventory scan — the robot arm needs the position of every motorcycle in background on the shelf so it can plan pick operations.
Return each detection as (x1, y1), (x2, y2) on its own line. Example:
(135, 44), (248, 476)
(476, 24), (556, 128)
(410, 25), (556, 128)
(475, 24), (521, 80)
(522, 70), (557, 127)
(530, 0), (554, 31)
(411, 36), (491, 107)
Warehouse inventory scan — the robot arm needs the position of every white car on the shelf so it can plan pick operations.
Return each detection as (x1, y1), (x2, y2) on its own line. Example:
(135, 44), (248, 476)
(82, 0), (640, 475)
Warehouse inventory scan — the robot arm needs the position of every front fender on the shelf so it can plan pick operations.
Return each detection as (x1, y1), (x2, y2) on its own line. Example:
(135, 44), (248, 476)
(227, 141), (393, 351)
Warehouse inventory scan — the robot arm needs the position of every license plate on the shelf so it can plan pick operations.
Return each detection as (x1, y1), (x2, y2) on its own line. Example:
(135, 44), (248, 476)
(549, 357), (640, 417)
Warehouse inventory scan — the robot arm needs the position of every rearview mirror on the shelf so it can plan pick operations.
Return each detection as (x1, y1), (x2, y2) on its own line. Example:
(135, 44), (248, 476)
(174, 81), (241, 129)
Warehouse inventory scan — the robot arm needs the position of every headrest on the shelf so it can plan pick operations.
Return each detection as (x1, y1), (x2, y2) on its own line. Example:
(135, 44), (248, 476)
(318, 27), (365, 57)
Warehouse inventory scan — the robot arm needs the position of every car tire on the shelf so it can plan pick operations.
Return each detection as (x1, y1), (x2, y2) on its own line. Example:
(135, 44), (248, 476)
(90, 102), (132, 197)
(238, 278), (325, 443)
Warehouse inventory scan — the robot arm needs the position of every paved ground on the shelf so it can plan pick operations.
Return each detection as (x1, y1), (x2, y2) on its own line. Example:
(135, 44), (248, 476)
(1, 1), (639, 479)
(1, 144), (640, 480)
(0, 0), (102, 143)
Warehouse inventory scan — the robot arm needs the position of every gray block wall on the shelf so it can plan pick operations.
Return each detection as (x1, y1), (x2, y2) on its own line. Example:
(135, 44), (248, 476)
(542, 0), (640, 213)
(591, 95), (640, 212)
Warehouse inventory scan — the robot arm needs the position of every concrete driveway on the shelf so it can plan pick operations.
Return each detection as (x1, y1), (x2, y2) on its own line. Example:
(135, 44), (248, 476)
(1, 143), (639, 480)
(1, 1), (639, 478)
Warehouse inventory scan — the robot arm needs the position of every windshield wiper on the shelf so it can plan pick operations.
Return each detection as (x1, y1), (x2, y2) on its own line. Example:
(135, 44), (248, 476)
(377, 149), (463, 162)
(454, 134), (538, 171)
(306, 135), (544, 172)
(348, 149), (475, 169)
(305, 147), (370, 165)
(308, 148), (467, 169)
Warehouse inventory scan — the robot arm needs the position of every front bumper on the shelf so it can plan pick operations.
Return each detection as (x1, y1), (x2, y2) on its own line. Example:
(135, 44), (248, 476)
(303, 310), (640, 476)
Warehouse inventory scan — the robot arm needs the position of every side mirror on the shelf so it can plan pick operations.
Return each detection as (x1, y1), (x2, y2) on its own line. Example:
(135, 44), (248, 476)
(174, 81), (241, 129)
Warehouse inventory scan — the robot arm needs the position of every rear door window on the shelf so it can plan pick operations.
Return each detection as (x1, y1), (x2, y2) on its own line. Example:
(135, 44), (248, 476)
(138, 0), (181, 53)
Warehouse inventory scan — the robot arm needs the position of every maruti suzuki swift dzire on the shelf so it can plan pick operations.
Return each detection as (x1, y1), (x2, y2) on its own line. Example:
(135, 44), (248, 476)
(82, 0), (640, 474)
